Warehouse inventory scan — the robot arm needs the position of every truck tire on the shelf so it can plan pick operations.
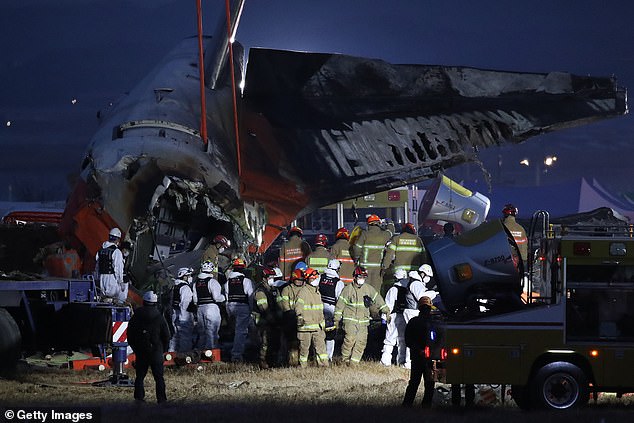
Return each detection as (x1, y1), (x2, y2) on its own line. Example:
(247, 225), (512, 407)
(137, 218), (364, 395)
(531, 362), (589, 410)
(510, 385), (531, 410)
(0, 308), (21, 369)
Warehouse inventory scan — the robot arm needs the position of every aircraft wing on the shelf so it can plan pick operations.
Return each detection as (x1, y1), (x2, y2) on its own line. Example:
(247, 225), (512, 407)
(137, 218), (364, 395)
(241, 48), (628, 220)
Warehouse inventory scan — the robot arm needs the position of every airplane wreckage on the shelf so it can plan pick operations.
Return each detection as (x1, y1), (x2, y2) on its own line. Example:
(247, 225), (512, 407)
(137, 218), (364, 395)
(56, 0), (627, 287)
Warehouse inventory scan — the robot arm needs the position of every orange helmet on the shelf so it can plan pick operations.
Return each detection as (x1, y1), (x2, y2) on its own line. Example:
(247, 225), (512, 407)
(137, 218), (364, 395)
(402, 223), (416, 234)
(335, 227), (350, 240)
(304, 267), (319, 280)
(502, 204), (518, 217)
(314, 233), (328, 247)
(232, 257), (246, 269)
(289, 226), (303, 236)
(367, 214), (381, 225)
(213, 234), (230, 249)
(353, 266), (368, 278)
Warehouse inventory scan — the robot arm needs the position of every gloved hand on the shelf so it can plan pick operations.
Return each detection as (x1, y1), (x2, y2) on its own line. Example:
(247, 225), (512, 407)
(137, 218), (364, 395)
(384, 312), (392, 324)
(334, 319), (340, 330)
(296, 315), (305, 327)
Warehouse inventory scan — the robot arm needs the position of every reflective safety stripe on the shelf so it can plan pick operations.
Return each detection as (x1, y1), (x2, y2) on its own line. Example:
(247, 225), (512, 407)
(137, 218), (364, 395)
(343, 317), (370, 324)
(256, 298), (268, 306)
(299, 323), (323, 331)
(351, 357), (362, 363)
(360, 262), (381, 268)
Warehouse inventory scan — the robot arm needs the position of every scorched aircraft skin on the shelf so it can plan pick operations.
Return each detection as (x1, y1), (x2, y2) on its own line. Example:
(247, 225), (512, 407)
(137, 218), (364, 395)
(59, 0), (627, 286)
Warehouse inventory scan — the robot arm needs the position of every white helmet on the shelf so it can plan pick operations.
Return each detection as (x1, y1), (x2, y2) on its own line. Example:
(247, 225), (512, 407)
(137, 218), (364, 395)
(272, 267), (283, 279)
(327, 259), (341, 271)
(177, 267), (193, 279)
(408, 270), (422, 282)
(109, 227), (122, 239)
(394, 269), (407, 280)
(143, 291), (158, 304)
(200, 260), (215, 273)
(419, 264), (434, 278)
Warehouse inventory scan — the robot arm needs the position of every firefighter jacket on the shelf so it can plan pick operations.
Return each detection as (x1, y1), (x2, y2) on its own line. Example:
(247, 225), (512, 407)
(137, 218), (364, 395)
(382, 232), (429, 272)
(502, 216), (528, 263)
(224, 271), (254, 308)
(351, 225), (391, 271)
(278, 282), (304, 312)
(335, 282), (389, 326)
(254, 284), (282, 325)
(330, 238), (355, 283)
(294, 284), (325, 332)
(279, 235), (311, 279)
(307, 246), (330, 274)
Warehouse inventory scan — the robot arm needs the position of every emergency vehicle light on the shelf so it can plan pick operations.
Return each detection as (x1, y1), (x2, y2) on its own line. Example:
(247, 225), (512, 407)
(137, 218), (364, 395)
(424, 346), (431, 358)
(441, 348), (448, 360)
(573, 242), (591, 256)
(453, 263), (473, 282)
(590, 349), (599, 358)
(451, 348), (460, 355)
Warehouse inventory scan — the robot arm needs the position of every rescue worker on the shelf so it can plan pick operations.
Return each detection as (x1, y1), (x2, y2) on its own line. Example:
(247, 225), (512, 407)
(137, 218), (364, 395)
(95, 227), (128, 303)
(318, 259), (345, 360)
(382, 223), (429, 290)
(169, 267), (196, 352)
(351, 215), (391, 292)
(253, 267), (284, 368)
(502, 204), (528, 264)
(202, 234), (231, 279)
(402, 296), (436, 408)
(278, 269), (305, 366)
(381, 269), (419, 368)
(128, 291), (170, 404)
(279, 226), (311, 280)
(194, 260), (225, 351)
(224, 258), (254, 362)
(294, 268), (329, 367)
(335, 266), (390, 365)
(443, 222), (455, 239)
(306, 233), (330, 274)
(330, 227), (355, 283)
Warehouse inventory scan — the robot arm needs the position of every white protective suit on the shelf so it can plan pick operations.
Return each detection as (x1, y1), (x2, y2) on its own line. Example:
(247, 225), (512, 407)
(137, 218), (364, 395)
(95, 241), (127, 303)
(194, 272), (225, 350)
(319, 268), (345, 360)
(224, 270), (255, 362)
(169, 278), (195, 352)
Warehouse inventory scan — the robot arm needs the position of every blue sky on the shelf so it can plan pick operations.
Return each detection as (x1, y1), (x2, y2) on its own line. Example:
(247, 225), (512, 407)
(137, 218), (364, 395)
(1, 1), (632, 201)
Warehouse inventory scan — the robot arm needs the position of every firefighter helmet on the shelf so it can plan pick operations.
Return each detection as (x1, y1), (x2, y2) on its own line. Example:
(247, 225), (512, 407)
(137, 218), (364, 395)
(418, 296), (432, 307)
(304, 267), (319, 281)
(366, 214), (381, 225)
(200, 260), (215, 273)
(263, 266), (283, 279)
(353, 266), (368, 278)
(402, 223), (416, 234)
(143, 291), (158, 304)
(213, 234), (230, 249)
(327, 259), (341, 271)
(294, 261), (308, 271)
(177, 267), (194, 278)
(232, 257), (246, 269)
(418, 264), (434, 278)
(315, 233), (328, 247)
(291, 268), (304, 281)
(502, 204), (518, 217)
(335, 227), (350, 240)
(289, 226), (303, 236)
(109, 227), (122, 241)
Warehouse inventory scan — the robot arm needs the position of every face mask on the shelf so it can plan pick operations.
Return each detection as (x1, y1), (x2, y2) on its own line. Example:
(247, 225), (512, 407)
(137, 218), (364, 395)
(267, 278), (275, 287)
(310, 279), (319, 287)
(423, 275), (430, 284)
(218, 247), (225, 254)
(356, 278), (365, 285)
(187, 276), (193, 284)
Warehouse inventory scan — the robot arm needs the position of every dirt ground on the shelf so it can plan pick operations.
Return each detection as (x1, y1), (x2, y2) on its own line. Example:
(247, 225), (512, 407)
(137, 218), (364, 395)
(1, 360), (634, 423)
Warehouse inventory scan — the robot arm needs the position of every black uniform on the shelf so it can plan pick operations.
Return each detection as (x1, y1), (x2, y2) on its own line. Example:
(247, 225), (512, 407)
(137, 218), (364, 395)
(128, 303), (170, 403)
(402, 305), (435, 407)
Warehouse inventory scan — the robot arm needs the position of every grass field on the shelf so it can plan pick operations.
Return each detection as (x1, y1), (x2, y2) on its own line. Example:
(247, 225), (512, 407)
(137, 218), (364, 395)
(2, 361), (634, 423)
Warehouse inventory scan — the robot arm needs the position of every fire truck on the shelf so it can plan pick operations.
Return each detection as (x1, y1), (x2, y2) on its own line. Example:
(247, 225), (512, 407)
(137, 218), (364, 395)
(427, 210), (634, 410)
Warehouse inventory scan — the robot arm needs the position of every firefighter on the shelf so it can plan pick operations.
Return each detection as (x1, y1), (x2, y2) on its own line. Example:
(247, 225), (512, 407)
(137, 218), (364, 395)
(319, 259), (345, 360)
(201, 234), (231, 279)
(295, 268), (329, 367)
(169, 267), (196, 352)
(351, 215), (391, 292)
(224, 258), (254, 362)
(95, 227), (128, 304)
(381, 269), (418, 368)
(253, 267), (284, 368)
(278, 269), (305, 366)
(306, 233), (330, 274)
(382, 223), (429, 291)
(330, 227), (355, 283)
(194, 260), (225, 351)
(402, 296), (436, 408)
(502, 204), (528, 264)
(335, 266), (390, 365)
(128, 291), (170, 404)
(279, 226), (312, 280)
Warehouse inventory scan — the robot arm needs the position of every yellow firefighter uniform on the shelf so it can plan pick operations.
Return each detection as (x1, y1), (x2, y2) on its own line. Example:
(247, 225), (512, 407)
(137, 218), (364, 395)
(351, 226), (391, 292)
(330, 238), (355, 284)
(294, 283), (328, 367)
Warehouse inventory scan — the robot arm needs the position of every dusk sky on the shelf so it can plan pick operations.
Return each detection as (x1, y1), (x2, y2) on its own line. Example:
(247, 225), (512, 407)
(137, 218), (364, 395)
(1, 1), (633, 203)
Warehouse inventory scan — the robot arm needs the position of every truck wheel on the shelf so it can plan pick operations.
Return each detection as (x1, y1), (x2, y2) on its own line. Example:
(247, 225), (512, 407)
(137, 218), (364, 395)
(532, 362), (588, 410)
(0, 308), (21, 369)
(510, 385), (531, 410)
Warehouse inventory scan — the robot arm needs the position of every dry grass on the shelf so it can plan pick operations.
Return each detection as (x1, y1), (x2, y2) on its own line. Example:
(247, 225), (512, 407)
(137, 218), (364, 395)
(2, 361), (634, 423)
